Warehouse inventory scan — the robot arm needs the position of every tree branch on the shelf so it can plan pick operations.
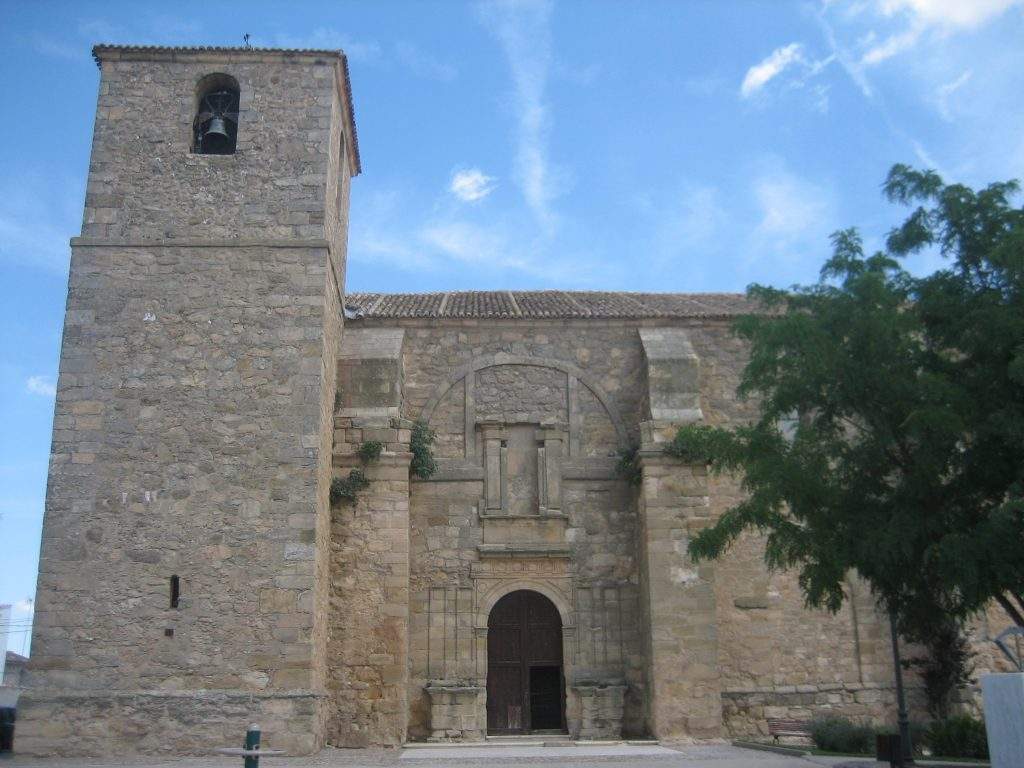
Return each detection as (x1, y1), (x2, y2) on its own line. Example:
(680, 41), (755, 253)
(1011, 591), (1024, 618)
(995, 593), (1024, 628)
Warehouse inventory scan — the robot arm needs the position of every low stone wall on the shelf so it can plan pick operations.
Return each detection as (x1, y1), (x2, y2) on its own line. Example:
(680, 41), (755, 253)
(722, 682), (927, 740)
(15, 690), (323, 756)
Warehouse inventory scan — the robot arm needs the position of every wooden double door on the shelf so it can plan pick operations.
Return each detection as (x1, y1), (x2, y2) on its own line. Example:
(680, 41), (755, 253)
(486, 590), (566, 734)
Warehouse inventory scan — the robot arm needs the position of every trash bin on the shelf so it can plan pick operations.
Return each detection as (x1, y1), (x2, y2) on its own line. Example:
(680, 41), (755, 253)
(876, 732), (902, 767)
(0, 707), (15, 752)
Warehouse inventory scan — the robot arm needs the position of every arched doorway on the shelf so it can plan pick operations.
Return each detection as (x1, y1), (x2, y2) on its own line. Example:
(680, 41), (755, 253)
(486, 589), (566, 734)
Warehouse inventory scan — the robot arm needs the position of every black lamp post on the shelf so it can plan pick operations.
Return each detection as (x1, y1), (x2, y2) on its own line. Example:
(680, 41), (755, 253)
(889, 610), (914, 765)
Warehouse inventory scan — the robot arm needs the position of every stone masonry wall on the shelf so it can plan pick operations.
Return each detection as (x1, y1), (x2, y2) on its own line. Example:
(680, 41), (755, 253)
(360, 317), (926, 742)
(81, 49), (353, 242)
(394, 322), (646, 740)
(20, 48), (355, 757)
(19, 242), (337, 756)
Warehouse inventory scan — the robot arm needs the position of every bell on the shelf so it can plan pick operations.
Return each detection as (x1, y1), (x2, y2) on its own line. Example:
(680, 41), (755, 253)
(202, 117), (231, 152)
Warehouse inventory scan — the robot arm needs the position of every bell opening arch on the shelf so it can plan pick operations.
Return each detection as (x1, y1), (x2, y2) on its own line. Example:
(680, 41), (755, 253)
(192, 72), (240, 155)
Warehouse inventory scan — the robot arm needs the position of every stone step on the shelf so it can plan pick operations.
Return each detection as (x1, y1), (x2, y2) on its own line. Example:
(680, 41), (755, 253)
(405, 734), (659, 749)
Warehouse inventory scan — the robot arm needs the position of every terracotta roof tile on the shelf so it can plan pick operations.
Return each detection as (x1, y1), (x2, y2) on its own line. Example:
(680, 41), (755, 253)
(345, 291), (757, 320)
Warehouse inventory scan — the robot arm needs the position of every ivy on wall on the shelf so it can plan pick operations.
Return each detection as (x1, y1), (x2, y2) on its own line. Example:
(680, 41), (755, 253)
(330, 440), (381, 505)
(330, 468), (370, 505)
(410, 421), (437, 480)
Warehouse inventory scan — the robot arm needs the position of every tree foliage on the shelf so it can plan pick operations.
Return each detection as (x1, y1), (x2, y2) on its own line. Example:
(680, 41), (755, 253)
(681, 164), (1024, 628)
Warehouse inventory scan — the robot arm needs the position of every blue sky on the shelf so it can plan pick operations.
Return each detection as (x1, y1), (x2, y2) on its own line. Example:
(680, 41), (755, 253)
(2, 0), (1023, 655)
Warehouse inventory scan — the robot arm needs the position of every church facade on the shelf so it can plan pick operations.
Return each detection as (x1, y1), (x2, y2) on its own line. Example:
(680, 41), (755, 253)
(19, 45), (1008, 757)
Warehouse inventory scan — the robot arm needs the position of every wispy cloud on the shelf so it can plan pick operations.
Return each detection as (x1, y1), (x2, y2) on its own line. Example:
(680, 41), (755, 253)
(477, 0), (561, 229)
(935, 69), (972, 121)
(878, 0), (1023, 30)
(635, 184), (728, 287)
(739, 42), (836, 110)
(754, 174), (830, 244)
(420, 221), (523, 269)
(860, 22), (925, 65)
(741, 43), (806, 98)
(350, 190), (435, 272)
(349, 180), (604, 286)
(661, 186), (727, 251)
(25, 376), (56, 397)
(450, 168), (497, 202)
(747, 161), (835, 270)
(910, 139), (944, 174)
(857, 0), (1022, 67)
(815, 0), (1022, 181)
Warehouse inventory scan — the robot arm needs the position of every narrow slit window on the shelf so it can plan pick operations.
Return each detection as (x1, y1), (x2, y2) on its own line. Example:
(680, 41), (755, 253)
(169, 575), (180, 608)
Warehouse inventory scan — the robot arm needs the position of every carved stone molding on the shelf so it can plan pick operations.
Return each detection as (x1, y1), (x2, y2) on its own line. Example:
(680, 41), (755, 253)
(418, 354), (627, 449)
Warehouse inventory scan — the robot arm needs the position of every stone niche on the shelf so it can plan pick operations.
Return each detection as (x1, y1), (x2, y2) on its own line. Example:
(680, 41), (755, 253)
(477, 421), (571, 558)
(425, 682), (485, 741)
(478, 421), (566, 517)
(571, 681), (628, 740)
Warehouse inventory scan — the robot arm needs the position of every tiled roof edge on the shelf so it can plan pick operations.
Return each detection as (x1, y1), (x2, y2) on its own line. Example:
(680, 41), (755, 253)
(344, 291), (759, 320)
(91, 44), (348, 61)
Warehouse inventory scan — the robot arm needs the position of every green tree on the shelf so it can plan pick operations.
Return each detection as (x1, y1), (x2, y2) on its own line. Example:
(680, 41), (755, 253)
(673, 164), (1024, 630)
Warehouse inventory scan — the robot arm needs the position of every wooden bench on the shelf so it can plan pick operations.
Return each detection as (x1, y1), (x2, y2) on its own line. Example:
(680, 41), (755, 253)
(766, 717), (812, 743)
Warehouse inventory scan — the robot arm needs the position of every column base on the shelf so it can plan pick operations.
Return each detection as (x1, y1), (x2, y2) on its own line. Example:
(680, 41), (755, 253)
(424, 682), (485, 741)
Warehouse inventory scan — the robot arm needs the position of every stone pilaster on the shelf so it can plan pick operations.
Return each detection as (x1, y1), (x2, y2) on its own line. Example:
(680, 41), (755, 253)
(327, 444), (412, 746)
(637, 421), (722, 740)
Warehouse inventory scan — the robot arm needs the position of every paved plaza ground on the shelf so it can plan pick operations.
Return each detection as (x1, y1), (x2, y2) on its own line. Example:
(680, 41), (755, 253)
(0, 743), (903, 768)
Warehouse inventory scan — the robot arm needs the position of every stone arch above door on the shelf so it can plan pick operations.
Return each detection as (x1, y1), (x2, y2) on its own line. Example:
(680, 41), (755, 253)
(475, 578), (574, 631)
(418, 353), (628, 457)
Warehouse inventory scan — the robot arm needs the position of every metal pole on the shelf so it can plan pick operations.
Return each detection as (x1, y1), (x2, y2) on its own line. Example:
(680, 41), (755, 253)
(244, 723), (261, 768)
(888, 612), (914, 766)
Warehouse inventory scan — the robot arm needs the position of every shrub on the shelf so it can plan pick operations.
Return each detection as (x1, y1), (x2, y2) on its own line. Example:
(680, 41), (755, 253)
(330, 469), (370, 505)
(809, 716), (875, 754)
(410, 421), (437, 480)
(357, 440), (383, 463)
(615, 445), (642, 486)
(876, 721), (930, 757)
(926, 715), (988, 759)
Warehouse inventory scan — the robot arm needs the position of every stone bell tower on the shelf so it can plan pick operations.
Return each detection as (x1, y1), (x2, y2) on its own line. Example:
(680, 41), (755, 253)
(19, 45), (359, 756)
